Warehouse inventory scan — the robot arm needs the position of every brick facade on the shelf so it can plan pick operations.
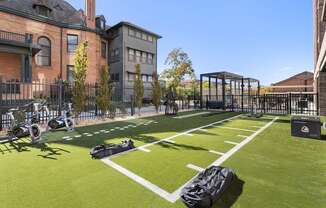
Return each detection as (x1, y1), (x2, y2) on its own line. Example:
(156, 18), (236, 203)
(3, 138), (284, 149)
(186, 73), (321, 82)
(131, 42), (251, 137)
(271, 71), (314, 93)
(0, 0), (107, 83)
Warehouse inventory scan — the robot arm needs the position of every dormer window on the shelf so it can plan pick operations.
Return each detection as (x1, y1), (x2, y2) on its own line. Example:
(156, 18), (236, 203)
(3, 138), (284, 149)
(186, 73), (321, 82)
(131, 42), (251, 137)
(96, 16), (106, 30)
(34, 5), (51, 17)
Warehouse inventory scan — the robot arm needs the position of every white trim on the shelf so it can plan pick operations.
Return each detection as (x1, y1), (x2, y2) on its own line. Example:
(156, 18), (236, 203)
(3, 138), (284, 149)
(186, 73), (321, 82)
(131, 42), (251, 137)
(138, 147), (151, 153)
(173, 112), (210, 119)
(197, 129), (208, 132)
(224, 141), (239, 145)
(186, 164), (204, 172)
(209, 150), (225, 156)
(216, 126), (256, 133)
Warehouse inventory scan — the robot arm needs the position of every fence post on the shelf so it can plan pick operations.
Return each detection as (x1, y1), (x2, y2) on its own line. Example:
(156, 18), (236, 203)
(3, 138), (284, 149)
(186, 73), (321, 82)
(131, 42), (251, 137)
(131, 95), (135, 116)
(263, 94), (266, 114)
(58, 79), (63, 116)
(206, 95), (209, 110)
(288, 93), (292, 115)
(94, 83), (98, 116)
(316, 93), (319, 116)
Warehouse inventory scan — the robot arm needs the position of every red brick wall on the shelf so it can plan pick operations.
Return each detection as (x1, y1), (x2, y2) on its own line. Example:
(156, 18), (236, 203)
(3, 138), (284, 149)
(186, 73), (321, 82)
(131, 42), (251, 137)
(0, 52), (21, 81)
(271, 72), (314, 93)
(0, 11), (107, 83)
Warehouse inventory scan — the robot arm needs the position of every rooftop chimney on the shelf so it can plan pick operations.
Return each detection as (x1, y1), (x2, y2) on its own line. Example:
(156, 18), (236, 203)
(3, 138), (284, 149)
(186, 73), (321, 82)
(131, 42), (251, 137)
(85, 0), (95, 29)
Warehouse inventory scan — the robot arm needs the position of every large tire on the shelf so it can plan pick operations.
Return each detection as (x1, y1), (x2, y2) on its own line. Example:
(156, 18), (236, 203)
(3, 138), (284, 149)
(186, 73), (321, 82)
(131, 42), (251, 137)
(48, 119), (59, 129)
(30, 124), (41, 142)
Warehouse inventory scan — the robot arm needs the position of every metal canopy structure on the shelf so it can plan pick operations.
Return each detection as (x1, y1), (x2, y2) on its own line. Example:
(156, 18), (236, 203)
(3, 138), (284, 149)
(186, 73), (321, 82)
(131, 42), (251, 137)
(200, 71), (260, 110)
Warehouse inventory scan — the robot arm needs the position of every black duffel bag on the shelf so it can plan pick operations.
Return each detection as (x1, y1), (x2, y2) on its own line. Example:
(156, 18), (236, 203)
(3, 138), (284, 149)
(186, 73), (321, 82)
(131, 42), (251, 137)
(180, 166), (235, 208)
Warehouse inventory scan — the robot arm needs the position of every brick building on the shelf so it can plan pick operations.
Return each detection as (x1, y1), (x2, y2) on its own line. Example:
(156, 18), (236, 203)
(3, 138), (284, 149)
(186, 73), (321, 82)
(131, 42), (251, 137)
(0, 0), (161, 101)
(270, 71), (314, 93)
(313, 0), (326, 115)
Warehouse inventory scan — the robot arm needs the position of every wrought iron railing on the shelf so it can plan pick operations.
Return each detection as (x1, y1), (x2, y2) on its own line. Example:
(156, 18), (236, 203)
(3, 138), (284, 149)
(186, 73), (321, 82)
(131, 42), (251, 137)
(0, 30), (27, 44)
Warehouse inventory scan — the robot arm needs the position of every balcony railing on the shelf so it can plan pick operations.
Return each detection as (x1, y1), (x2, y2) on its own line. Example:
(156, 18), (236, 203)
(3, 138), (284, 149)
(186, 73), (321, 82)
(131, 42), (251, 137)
(0, 30), (29, 44)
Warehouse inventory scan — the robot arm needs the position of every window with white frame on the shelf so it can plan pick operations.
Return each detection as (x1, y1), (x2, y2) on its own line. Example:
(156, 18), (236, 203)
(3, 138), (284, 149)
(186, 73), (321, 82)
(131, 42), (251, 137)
(147, 53), (153, 64)
(136, 50), (141, 62)
(148, 75), (153, 82)
(148, 35), (153, 42)
(136, 31), (141, 39)
(129, 28), (135, 36)
(142, 75), (147, 82)
(142, 33), (147, 41)
(128, 48), (135, 61)
(141, 52), (147, 63)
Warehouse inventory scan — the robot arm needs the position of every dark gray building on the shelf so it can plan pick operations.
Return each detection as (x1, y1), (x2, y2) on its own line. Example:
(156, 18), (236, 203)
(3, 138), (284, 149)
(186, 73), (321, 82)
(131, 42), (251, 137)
(107, 22), (161, 102)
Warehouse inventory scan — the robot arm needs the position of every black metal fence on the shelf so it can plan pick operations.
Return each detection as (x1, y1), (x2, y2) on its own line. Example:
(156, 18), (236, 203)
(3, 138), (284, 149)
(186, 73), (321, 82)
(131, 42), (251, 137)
(0, 80), (198, 130)
(202, 93), (319, 115)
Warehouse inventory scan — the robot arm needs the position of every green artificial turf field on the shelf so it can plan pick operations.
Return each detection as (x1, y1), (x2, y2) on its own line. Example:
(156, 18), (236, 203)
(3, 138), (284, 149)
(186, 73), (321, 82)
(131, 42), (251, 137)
(0, 111), (325, 208)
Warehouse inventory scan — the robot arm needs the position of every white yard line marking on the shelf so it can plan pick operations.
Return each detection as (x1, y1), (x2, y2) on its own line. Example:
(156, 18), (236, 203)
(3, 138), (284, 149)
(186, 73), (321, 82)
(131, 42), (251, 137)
(237, 135), (247, 138)
(83, 133), (89, 135)
(198, 129), (208, 132)
(101, 115), (278, 203)
(184, 133), (193, 137)
(173, 112), (210, 119)
(209, 150), (225, 156)
(224, 141), (239, 145)
(186, 164), (205, 172)
(105, 114), (242, 159)
(74, 135), (82, 138)
(171, 117), (279, 201)
(138, 147), (151, 153)
(163, 140), (176, 144)
(94, 132), (100, 134)
(63, 136), (70, 139)
(100, 130), (106, 132)
(216, 126), (256, 133)
(87, 134), (93, 137)
(102, 159), (176, 203)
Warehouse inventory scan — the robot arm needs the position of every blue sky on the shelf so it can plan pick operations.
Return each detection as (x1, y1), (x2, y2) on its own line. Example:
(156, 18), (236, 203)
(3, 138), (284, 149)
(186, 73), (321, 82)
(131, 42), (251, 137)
(67, 0), (313, 85)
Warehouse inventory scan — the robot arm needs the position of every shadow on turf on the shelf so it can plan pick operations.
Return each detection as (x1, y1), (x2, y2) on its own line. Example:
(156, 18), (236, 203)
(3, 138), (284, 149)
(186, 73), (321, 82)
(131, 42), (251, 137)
(0, 139), (71, 160)
(212, 175), (245, 208)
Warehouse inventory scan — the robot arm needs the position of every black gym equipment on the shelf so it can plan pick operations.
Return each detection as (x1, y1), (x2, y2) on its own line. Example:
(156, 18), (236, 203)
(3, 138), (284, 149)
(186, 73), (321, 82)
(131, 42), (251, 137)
(46, 103), (75, 132)
(180, 166), (235, 208)
(0, 102), (42, 144)
(90, 139), (135, 159)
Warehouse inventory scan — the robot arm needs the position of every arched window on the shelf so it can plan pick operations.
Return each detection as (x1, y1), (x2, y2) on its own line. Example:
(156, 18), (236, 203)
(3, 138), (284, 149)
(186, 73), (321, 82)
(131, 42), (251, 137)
(36, 37), (51, 66)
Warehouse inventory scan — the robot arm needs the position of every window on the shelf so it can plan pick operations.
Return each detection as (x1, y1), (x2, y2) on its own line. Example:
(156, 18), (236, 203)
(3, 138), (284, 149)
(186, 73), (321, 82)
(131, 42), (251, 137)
(100, 20), (105, 30)
(148, 75), (153, 82)
(36, 6), (50, 17)
(142, 52), (147, 63)
(67, 65), (74, 82)
(115, 73), (120, 82)
(142, 33), (147, 41)
(110, 73), (120, 82)
(128, 49), (135, 61)
(129, 29), (135, 36)
(135, 50), (141, 62)
(136, 31), (141, 39)
(101, 41), (107, 58)
(142, 75), (147, 82)
(128, 73), (135, 81)
(36, 37), (51, 66)
(67, 35), (78, 53)
(147, 53), (153, 64)
(148, 35), (153, 42)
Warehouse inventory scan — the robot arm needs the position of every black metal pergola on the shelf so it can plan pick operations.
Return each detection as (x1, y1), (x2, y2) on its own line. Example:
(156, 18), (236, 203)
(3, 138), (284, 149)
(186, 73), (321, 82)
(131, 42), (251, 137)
(199, 71), (260, 110)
